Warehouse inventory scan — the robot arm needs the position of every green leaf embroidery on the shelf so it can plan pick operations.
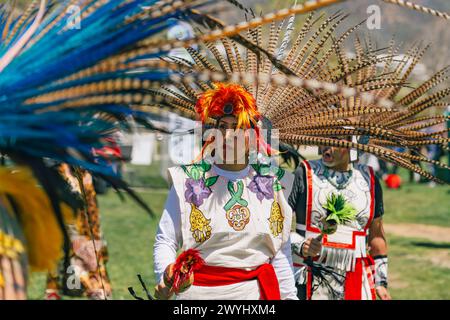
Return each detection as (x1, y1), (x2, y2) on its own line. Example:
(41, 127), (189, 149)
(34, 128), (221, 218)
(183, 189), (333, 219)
(273, 181), (283, 192)
(276, 167), (285, 181)
(191, 167), (201, 180)
(251, 164), (260, 174)
(200, 162), (212, 172)
(260, 165), (271, 176)
(204, 176), (219, 187)
(181, 165), (192, 179)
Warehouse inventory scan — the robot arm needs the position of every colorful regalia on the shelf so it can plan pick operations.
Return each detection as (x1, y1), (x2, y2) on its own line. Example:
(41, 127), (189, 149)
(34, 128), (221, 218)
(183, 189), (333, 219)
(46, 164), (111, 300)
(1, 0), (448, 300)
(290, 159), (383, 300)
(153, 65), (298, 300)
(150, 1), (449, 300)
(0, 166), (75, 299)
(0, 0), (216, 299)
(158, 161), (296, 300)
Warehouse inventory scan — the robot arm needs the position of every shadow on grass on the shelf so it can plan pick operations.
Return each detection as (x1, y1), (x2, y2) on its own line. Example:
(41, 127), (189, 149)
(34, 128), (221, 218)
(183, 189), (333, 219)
(412, 242), (450, 249)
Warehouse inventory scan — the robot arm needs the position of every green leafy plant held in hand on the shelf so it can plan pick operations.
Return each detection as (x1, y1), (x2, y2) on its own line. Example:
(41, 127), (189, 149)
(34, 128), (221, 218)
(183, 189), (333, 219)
(322, 193), (357, 226)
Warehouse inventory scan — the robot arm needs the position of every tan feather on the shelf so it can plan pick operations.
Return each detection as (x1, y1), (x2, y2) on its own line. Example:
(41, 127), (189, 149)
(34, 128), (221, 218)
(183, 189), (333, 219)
(382, 0), (450, 20)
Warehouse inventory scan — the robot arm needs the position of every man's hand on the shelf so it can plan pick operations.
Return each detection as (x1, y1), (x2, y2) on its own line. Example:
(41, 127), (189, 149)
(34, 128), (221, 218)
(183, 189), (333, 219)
(154, 282), (173, 300)
(154, 263), (176, 300)
(376, 286), (391, 300)
(301, 237), (322, 257)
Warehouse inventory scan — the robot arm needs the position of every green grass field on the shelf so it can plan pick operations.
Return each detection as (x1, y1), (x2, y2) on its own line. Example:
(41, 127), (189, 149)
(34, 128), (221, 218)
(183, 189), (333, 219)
(388, 235), (450, 299)
(27, 166), (450, 300)
(383, 182), (450, 228)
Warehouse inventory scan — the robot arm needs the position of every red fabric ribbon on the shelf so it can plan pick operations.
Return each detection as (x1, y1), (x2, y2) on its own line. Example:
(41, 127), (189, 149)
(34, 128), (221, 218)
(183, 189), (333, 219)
(193, 263), (281, 300)
(344, 257), (375, 300)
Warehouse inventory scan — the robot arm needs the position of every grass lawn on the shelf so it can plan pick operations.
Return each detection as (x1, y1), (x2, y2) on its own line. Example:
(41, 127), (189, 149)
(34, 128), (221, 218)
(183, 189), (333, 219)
(380, 165), (450, 227)
(382, 182), (450, 227)
(388, 235), (450, 299)
(27, 165), (450, 300)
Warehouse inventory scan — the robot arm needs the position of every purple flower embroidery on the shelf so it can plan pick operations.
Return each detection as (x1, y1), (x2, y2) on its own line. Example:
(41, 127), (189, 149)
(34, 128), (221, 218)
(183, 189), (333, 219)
(248, 175), (274, 201)
(185, 178), (211, 207)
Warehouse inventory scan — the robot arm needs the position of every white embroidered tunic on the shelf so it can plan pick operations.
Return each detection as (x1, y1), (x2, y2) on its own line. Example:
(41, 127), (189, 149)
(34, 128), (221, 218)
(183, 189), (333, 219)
(290, 159), (377, 300)
(154, 164), (297, 300)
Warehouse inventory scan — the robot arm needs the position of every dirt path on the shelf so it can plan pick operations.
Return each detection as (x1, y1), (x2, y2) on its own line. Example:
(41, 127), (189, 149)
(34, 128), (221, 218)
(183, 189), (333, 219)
(384, 223), (450, 243)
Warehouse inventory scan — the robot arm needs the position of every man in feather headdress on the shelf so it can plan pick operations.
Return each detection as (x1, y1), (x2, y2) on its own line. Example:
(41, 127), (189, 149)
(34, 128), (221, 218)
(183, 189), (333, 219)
(289, 137), (390, 300)
(153, 83), (298, 300)
(148, 2), (450, 299)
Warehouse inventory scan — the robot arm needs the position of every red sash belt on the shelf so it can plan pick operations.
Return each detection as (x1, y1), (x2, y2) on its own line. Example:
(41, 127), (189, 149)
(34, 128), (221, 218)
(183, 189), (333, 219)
(344, 256), (376, 300)
(193, 263), (281, 300)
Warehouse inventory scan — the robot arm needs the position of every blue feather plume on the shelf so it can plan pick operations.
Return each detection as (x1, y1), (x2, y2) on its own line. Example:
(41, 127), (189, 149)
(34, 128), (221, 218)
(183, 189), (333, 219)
(0, 0), (202, 175)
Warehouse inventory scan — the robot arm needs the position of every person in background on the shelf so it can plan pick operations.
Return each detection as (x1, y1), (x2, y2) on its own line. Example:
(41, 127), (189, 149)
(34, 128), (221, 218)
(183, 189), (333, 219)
(289, 138), (390, 300)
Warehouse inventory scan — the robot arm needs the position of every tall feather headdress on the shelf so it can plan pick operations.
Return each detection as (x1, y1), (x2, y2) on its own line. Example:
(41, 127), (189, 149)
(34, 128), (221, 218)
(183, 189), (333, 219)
(150, 9), (449, 182)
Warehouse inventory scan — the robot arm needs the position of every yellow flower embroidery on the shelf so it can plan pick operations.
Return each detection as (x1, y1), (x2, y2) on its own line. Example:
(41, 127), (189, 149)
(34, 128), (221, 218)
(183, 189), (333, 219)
(189, 203), (212, 243)
(268, 200), (284, 237)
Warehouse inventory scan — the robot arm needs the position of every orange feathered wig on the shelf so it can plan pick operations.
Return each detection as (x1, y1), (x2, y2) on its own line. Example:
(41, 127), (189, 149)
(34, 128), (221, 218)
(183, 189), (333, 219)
(194, 83), (276, 158)
(195, 83), (261, 128)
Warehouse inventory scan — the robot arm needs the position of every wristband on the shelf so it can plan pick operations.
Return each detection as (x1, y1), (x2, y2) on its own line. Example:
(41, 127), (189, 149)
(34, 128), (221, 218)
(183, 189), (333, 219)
(374, 255), (388, 288)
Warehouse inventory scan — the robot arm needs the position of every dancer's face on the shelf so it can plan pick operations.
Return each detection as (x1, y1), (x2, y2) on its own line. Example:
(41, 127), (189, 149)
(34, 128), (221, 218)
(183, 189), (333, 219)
(216, 116), (249, 164)
(319, 137), (350, 169)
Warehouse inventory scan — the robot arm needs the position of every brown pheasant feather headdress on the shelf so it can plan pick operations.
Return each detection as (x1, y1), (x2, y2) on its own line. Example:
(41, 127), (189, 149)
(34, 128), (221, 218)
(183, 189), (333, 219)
(153, 13), (450, 178)
(145, 3), (449, 182)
